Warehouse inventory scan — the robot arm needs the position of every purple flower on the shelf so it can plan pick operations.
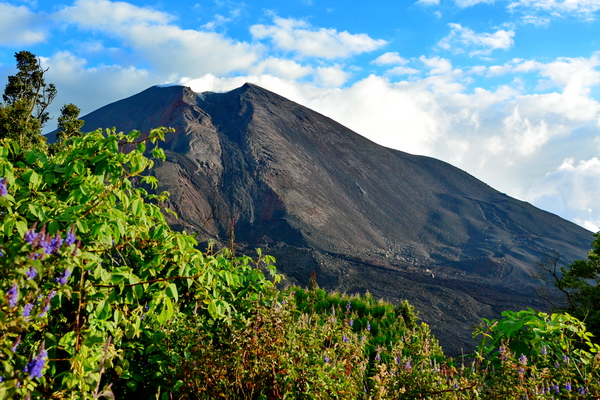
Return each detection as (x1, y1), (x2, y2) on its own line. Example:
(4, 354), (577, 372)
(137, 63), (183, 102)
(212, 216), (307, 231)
(0, 376), (3, 382)
(22, 303), (33, 320)
(24, 227), (38, 245)
(519, 354), (527, 366)
(346, 301), (351, 311)
(565, 382), (571, 392)
(6, 283), (18, 307)
(50, 233), (63, 254)
(405, 361), (412, 370)
(349, 319), (353, 327)
(553, 384), (560, 394)
(563, 354), (569, 364)
(579, 387), (586, 395)
(26, 267), (37, 280)
(395, 356), (400, 364)
(0, 177), (7, 197)
(0, 247), (4, 257)
(324, 355), (329, 363)
(24, 346), (47, 379)
(55, 269), (71, 286)
(65, 226), (76, 246)
(375, 353), (381, 362)
(541, 345), (547, 356)
(366, 323), (370, 332)
(47, 290), (57, 299)
(38, 304), (50, 318)
(342, 334), (349, 343)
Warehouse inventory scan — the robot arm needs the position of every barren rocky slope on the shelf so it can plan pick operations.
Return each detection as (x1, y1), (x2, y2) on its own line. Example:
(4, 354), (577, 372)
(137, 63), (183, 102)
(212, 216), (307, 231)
(64, 83), (594, 355)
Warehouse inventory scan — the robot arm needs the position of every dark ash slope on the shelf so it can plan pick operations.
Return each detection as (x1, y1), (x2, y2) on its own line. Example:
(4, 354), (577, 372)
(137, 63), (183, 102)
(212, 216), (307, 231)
(71, 83), (593, 355)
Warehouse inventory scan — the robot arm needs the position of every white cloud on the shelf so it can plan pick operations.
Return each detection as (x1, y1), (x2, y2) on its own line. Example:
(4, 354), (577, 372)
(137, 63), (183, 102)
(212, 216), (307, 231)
(508, 0), (600, 21)
(314, 65), (350, 87)
(55, 0), (262, 77)
(437, 23), (515, 57)
(527, 157), (600, 231)
(0, 3), (47, 46)
(385, 66), (421, 76)
(455, 0), (496, 6)
(372, 52), (409, 66)
(250, 16), (387, 59)
(39, 51), (157, 125)
(250, 58), (313, 80)
(416, 0), (440, 5)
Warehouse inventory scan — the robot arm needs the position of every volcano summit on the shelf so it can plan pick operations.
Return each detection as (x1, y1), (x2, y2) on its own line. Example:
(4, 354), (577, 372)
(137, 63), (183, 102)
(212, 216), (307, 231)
(68, 83), (593, 354)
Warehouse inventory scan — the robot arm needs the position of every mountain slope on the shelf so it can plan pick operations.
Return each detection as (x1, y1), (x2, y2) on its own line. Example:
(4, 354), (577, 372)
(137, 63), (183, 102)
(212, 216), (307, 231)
(71, 83), (593, 354)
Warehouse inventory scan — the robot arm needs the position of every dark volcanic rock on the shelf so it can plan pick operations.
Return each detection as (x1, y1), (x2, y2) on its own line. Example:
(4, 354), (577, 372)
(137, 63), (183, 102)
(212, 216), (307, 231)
(69, 83), (593, 355)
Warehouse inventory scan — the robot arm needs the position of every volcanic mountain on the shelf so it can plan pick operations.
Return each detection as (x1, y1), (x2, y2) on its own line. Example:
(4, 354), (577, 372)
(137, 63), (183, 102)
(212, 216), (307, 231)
(66, 83), (593, 354)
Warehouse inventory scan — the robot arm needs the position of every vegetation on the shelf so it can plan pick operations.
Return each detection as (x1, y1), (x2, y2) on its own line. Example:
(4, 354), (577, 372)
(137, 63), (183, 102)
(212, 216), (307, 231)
(1, 51), (599, 398)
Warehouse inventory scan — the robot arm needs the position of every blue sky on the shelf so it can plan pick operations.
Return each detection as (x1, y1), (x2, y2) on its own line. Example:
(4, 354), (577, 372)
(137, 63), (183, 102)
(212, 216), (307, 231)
(2, 0), (600, 232)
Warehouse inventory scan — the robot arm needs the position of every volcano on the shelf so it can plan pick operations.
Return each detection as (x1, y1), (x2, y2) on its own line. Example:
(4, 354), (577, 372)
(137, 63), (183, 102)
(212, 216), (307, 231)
(64, 83), (593, 354)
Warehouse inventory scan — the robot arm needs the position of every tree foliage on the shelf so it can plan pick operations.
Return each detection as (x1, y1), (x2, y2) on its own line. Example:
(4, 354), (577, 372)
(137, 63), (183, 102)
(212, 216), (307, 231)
(0, 129), (278, 399)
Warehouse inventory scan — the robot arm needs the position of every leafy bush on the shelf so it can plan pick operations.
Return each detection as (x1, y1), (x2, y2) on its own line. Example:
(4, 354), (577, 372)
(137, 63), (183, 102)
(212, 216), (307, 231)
(0, 130), (277, 399)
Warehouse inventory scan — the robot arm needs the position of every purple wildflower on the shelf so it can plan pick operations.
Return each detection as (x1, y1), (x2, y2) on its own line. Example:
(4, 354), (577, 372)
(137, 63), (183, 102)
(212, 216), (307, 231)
(346, 301), (351, 311)
(395, 356), (400, 364)
(0, 178), (7, 197)
(24, 226), (38, 245)
(47, 290), (57, 299)
(405, 361), (412, 369)
(375, 353), (381, 362)
(55, 269), (71, 286)
(50, 232), (63, 254)
(26, 266), (37, 280)
(0, 376), (3, 382)
(553, 384), (560, 394)
(324, 356), (329, 364)
(24, 346), (47, 379)
(366, 323), (370, 332)
(565, 382), (571, 392)
(38, 304), (50, 318)
(541, 345), (547, 356)
(519, 354), (527, 366)
(6, 283), (18, 307)
(349, 319), (353, 327)
(563, 354), (569, 364)
(65, 226), (76, 246)
(22, 303), (33, 320)
(0, 247), (4, 257)
(342, 334), (349, 343)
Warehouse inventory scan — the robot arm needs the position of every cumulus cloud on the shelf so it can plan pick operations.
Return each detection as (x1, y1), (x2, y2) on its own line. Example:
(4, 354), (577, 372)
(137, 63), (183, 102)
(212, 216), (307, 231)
(250, 16), (388, 59)
(527, 157), (600, 231)
(0, 3), (47, 46)
(55, 0), (262, 77)
(437, 23), (515, 57)
(372, 52), (409, 66)
(39, 51), (158, 126)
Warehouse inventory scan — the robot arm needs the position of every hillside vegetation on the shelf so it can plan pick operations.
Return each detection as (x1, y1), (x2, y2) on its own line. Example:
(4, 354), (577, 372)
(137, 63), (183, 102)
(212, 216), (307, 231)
(1, 51), (600, 399)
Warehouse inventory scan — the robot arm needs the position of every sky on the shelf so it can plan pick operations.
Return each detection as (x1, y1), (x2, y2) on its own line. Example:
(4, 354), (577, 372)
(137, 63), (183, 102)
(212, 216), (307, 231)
(1, 0), (600, 232)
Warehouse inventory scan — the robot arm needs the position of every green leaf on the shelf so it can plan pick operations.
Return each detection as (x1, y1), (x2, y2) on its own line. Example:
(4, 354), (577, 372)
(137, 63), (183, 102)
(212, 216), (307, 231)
(166, 282), (178, 303)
